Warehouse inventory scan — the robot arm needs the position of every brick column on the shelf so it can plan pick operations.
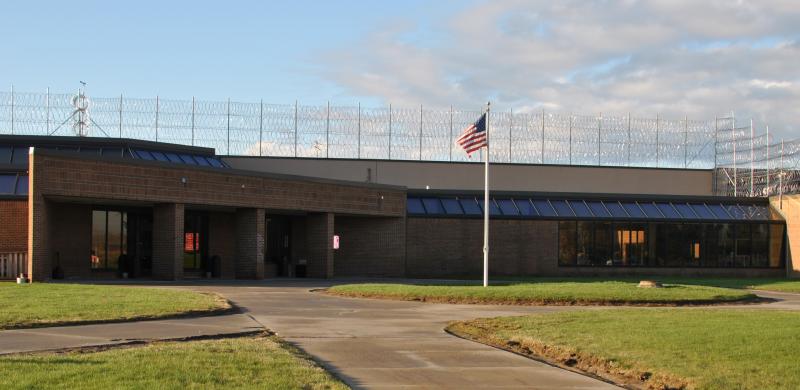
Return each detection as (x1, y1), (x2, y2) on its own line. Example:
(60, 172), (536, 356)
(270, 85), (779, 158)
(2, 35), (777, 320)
(152, 203), (184, 280)
(306, 212), (334, 278)
(235, 208), (265, 279)
(28, 195), (51, 282)
(772, 195), (800, 277)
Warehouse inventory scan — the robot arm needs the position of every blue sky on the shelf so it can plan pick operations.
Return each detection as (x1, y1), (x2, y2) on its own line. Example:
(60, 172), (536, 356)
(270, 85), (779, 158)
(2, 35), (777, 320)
(0, 0), (468, 104)
(1, 1), (799, 139)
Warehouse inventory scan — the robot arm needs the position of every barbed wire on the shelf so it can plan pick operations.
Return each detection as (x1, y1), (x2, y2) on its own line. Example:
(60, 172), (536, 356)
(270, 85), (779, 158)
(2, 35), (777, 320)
(0, 89), (797, 196)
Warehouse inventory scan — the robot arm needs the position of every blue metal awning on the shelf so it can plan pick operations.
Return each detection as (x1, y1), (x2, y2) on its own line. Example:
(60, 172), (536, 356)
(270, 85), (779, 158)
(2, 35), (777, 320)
(407, 196), (776, 222)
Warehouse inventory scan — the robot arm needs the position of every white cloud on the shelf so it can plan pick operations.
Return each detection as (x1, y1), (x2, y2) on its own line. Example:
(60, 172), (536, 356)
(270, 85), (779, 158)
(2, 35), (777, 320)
(321, 0), (800, 141)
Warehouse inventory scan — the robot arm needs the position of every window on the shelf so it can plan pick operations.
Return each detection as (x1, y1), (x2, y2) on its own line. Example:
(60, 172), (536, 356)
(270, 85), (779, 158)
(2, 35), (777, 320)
(441, 198), (463, 215)
(498, 199), (519, 216)
(0, 175), (16, 194)
(421, 198), (444, 214)
(91, 210), (127, 269)
(184, 212), (208, 270)
(558, 221), (577, 266)
(407, 198), (425, 214)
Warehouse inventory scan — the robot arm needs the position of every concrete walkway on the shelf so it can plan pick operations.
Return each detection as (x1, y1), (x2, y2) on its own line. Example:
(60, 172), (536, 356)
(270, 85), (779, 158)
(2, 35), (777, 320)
(188, 280), (618, 389)
(0, 313), (261, 355)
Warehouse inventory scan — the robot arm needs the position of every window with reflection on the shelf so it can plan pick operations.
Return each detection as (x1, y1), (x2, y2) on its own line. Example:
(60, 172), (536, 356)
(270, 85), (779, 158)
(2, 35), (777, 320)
(91, 210), (127, 269)
(558, 221), (577, 266)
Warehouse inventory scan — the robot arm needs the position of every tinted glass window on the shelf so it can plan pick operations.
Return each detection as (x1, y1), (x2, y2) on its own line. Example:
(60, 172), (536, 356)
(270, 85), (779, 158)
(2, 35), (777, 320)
(568, 200), (592, 217)
(178, 154), (198, 165)
(621, 202), (646, 218)
(164, 152), (183, 163)
(533, 200), (557, 217)
(460, 198), (482, 215)
(550, 200), (574, 217)
(707, 204), (733, 219)
(673, 203), (699, 219)
(690, 203), (715, 219)
(134, 150), (154, 160)
(498, 199), (519, 216)
(207, 157), (225, 168)
(15, 175), (28, 195)
(639, 202), (663, 218)
(11, 147), (28, 166)
(0, 146), (12, 164)
(421, 198), (444, 214)
(740, 204), (769, 220)
(477, 199), (501, 215)
(407, 198), (425, 214)
(515, 199), (538, 216)
(558, 221), (577, 266)
(149, 151), (169, 162)
(441, 199), (463, 215)
(725, 204), (747, 220)
(0, 175), (16, 194)
(655, 202), (680, 218)
(604, 201), (628, 218)
(587, 201), (611, 218)
(193, 155), (212, 166)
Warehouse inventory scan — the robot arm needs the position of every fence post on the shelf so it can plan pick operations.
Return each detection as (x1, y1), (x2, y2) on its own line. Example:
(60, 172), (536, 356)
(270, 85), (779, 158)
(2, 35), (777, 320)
(541, 109), (545, 164)
(389, 103), (393, 160)
(118, 94), (123, 138)
(448, 105), (453, 162)
(655, 114), (660, 168)
(191, 97), (196, 146)
(357, 102), (361, 159)
(259, 100), (264, 157)
(46, 87), (50, 135)
(750, 118), (754, 197)
(509, 108), (513, 163)
(766, 125), (770, 196)
(155, 95), (160, 142)
(326, 101), (330, 158)
(226, 98), (231, 155)
(568, 114), (573, 165)
(10, 85), (14, 135)
(293, 100), (298, 157)
(419, 104), (423, 160)
(597, 112), (602, 166)
(627, 113), (631, 166)
(684, 115), (688, 168)
(713, 116), (718, 194)
(732, 112), (737, 197)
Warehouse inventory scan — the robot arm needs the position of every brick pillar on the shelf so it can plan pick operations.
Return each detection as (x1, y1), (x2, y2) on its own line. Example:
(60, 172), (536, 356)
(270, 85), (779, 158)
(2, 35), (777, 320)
(772, 195), (800, 277)
(235, 208), (265, 279)
(152, 203), (184, 280)
(306, 212), (334, 278)
(28, 195), (51, 282)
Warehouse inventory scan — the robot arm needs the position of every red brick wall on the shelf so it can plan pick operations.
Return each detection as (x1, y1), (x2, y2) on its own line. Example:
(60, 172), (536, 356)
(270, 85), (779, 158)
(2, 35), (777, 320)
(0, 200), (27, 253)
(335, 216), (406, 277)
(405, 218), (557, 278)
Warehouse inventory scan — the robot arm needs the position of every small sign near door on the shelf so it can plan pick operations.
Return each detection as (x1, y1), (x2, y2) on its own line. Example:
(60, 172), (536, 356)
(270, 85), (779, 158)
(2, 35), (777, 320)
(332, 235), (340, 250)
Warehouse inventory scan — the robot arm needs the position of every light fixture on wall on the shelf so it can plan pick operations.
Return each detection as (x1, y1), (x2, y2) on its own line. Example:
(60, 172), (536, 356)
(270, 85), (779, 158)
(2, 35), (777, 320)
(180, 177), (187, 186)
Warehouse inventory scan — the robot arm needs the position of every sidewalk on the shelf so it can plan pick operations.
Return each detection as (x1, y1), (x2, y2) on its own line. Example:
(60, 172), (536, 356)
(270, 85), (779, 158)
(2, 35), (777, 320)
(0, 313), (262, 355)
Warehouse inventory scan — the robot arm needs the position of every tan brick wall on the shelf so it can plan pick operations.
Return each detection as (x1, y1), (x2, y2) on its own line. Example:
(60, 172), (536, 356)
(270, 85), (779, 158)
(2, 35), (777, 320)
(771, 194), (796, 277)
(405, 218), (557, 278)
(0, 200), (28, 253)
(335, 216), (406, 277)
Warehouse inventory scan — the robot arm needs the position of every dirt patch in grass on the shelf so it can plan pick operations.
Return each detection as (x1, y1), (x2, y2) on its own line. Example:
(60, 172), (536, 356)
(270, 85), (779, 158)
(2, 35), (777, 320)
(447, 321), (689, 389)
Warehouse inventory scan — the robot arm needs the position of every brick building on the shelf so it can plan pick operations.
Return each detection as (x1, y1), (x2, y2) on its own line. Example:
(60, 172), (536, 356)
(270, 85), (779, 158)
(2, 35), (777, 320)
(0, 135), (794, 281)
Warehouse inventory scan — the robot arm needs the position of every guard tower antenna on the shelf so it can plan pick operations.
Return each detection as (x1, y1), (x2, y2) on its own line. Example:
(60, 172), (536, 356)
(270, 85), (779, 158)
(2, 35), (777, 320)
(72, 82), (91, 137)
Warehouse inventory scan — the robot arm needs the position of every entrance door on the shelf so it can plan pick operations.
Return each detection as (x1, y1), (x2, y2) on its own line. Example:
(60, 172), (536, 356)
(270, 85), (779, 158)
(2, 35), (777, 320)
(266, 216), (292, 276)
(127, 212), (153, 277)
(184, 212), (209, 277)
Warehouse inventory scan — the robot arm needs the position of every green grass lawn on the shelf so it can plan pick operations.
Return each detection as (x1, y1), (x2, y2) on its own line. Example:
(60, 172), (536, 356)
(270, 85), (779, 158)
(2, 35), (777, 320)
(448, 309), (800, 390)
(0, 335), (348, 390)
(0, 283), (228, 329)
(327, 281), (756, 305)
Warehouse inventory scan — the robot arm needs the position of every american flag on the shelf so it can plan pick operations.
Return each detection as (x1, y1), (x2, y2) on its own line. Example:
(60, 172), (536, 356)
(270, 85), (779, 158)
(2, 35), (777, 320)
(456, 113), (487, 156)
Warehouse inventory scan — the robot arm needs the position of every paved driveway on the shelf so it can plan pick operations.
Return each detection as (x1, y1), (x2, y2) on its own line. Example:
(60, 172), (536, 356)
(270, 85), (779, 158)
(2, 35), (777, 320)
(188, 280), (618, 390)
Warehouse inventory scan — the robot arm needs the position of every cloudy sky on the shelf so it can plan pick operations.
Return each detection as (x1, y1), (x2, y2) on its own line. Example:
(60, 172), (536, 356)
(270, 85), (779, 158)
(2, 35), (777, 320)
(2, 0), (798, 139)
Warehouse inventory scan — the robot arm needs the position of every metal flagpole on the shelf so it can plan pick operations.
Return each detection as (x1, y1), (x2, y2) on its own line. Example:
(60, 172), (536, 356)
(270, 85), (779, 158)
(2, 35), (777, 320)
(483, 101), (491, 288)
